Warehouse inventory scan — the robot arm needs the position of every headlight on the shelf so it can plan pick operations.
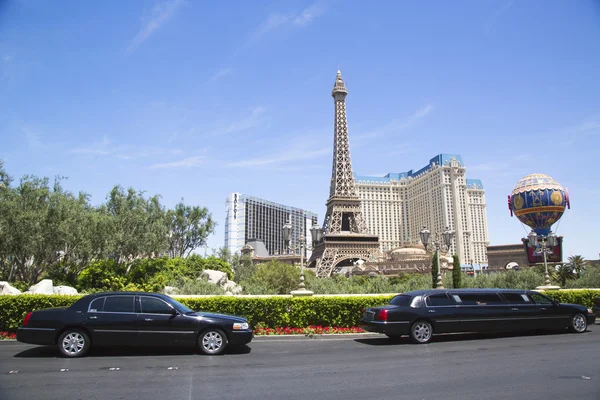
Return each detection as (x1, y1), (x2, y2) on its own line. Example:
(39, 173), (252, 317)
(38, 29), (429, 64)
(233, 322), (249, 330)
(587, 308), (594, 314)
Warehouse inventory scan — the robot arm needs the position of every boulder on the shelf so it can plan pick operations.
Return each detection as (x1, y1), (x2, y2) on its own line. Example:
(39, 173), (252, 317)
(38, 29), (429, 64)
(201, 270), (228, 286)
(26, 279), (54, 294)
(0, 281), (21, 295)
(53, 286), (78, 295)
(163, 286), (180, 296)
(223, 280), (242, 295)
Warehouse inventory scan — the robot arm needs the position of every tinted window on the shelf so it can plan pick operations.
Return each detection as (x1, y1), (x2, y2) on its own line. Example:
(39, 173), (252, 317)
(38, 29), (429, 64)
(140, 297), (174, 314)
(454, 293), (503, 305)
(529, 292), (553, 305)
(103, 296), (135, 313)
(426, 293), (456, 306)
(389, 295), (412, 306)
(502, 293), (531, 304)
(89, 297), (105, 312)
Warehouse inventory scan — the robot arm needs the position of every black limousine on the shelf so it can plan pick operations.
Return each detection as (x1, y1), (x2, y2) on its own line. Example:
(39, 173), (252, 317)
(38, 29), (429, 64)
(360, 289), (596, 344)
(17, 292), (253, 357)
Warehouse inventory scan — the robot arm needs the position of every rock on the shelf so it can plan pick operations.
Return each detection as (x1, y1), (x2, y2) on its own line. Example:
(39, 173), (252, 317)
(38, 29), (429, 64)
(26, 279), (54, 294)
(0, 281), (21, 295)
(223, 280), (242, 295)
(201, 270), (228, 286)
(163, 286), (180, 295)
(53, 286), (78, 295)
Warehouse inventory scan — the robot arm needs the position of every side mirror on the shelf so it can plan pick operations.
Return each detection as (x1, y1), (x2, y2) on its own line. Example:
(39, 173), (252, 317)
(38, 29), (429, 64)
(170, 308), (179, 316)
(553, 299), (560, 306)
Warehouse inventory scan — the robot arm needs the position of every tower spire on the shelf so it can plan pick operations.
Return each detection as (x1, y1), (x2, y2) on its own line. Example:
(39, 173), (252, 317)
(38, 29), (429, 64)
(308, 70), (379, 277)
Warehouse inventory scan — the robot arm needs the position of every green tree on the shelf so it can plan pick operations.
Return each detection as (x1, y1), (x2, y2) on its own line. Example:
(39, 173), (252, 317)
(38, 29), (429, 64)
(232, 253), (255, 283)
(452, 254), (462, 288)
(105, 186), (169, 264)
(242, 260), (300, 294)
(431, 253), (439, 289)
(166, 202), (216, 258)
(567, 255), (587, 277)
(555, 263), (576, 287)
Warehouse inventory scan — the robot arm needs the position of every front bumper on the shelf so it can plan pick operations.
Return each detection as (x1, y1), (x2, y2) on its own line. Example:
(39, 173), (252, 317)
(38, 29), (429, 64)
(587, 314), (596, 325)
(228, 329), (253, 345)
(17, 327), (57, 345)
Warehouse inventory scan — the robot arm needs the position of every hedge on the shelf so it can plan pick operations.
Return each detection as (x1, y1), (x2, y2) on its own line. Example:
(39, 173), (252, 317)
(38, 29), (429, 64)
(0, 294), (393, 332)
(1, 290), (598, 332)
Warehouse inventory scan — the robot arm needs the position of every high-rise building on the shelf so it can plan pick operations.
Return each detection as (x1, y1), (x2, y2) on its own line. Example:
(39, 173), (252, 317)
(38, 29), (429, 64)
(224, 193), (318, 257)
(354, 154), (489, 264)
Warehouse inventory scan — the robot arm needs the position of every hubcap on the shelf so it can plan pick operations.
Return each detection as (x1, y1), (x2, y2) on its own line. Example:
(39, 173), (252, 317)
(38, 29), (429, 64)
(573, 314), (586, 332)
(62, 332), (85, 355)
(413, 323), (432, 342)
(202, 331), (223, 353)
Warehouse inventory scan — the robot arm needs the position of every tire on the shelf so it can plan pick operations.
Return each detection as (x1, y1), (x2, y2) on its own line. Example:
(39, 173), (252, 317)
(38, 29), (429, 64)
(58, 329), (90, 358)
(197, 329), (228, 355)
(409, 320), (433, 344)
(569, 313), (587, 333)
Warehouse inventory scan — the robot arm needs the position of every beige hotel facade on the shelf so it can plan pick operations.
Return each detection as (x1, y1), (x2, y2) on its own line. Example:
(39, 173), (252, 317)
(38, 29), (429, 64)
(355, 154), (489, 265)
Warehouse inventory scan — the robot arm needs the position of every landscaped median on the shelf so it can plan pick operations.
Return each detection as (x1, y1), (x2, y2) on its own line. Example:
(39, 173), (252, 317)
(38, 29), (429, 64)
(0, 290), (597, 336)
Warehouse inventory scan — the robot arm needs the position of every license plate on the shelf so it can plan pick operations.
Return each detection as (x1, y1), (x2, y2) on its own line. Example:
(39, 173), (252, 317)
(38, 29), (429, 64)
(363, 312), (374, 321)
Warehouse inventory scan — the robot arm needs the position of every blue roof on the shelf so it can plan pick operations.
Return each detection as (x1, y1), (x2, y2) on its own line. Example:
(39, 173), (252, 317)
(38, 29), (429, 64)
(466, 179), (484, 189)
(354, 154), (481, 184)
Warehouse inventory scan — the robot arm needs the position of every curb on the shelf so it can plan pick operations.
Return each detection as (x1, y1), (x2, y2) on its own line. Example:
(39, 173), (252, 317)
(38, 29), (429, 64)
(253, 332), (381, 341)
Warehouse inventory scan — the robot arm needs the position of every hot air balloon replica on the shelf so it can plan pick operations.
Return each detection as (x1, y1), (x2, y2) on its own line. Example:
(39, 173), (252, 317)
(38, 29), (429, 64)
(508, 173), (570, 287)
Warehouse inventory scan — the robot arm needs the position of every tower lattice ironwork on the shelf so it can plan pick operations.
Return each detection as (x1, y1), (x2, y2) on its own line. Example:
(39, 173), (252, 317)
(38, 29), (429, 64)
(309, 70), (379, 277)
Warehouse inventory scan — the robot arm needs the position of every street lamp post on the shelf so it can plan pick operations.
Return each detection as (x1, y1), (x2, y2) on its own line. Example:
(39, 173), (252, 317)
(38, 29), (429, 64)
(282, 219), (322, 296)
(527, 230), (558, 288)
(420, 226), (454, 289)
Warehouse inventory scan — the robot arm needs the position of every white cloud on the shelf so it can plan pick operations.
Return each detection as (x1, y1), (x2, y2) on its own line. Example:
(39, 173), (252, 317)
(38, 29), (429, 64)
(72, 137), (183, 160)
(226, 147), (330, 168)
(354, 103), (434, 142)
(292, 4), (325, 26)
(208, 67), (234, 82)
(149, 155), (205, 169)
(128, 0), (185, 52)
(245, 2), (326, 47)
(217, 106), (266, 135)
(71, 136), (113, 155)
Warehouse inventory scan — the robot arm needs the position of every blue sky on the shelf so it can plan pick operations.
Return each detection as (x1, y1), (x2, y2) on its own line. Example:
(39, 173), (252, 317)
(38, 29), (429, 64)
(1, 0), (599, 260)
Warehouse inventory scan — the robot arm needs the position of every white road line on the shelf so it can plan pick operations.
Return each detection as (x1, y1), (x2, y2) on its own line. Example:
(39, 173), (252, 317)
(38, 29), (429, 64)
(109, 367), (120, 371)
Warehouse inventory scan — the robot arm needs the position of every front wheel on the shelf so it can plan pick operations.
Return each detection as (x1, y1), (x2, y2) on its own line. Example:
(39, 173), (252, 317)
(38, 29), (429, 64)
(58, 329), (90, 358)
(198, 329), (228, 355)
(569, 313), (587, 333)
(410, 320), (433, 344)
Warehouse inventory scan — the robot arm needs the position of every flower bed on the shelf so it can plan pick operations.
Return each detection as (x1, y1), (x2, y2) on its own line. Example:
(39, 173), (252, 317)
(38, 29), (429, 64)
(0, 331), (16, 340)
(254, 325), (365, 336)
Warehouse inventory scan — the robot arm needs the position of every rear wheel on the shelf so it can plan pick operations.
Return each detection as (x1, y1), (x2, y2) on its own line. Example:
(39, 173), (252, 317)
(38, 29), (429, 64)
(410, 320), (433, 344)
(569, 313), (587, 333)
(197, 329), (228, 355)
(58, 329), (90, 358)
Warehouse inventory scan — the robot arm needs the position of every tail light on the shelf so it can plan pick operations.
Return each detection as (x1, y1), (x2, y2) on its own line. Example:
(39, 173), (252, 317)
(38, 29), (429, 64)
(377, 309), (388, 321)
(23, 312), (32, 327)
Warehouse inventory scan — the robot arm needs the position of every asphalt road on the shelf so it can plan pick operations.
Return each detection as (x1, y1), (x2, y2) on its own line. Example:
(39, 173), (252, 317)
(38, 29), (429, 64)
(0, 329), (599, 400)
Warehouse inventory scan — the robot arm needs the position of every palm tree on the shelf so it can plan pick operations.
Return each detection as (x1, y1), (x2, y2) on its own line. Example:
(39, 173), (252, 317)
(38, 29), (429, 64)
(568, 255), (587, 277)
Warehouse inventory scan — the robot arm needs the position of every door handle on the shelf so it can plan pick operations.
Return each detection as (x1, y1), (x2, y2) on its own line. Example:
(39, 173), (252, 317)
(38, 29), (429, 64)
(88, 316), (97, 319)
(540, 308), (546, 311)
(428, 310), (436, 313)
(511, 308), (519, 311)
(144, 318), (153, 321)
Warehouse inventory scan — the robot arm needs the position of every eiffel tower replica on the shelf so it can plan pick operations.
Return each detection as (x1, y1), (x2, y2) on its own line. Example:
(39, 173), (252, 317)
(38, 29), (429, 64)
(309, 70), (379, 277)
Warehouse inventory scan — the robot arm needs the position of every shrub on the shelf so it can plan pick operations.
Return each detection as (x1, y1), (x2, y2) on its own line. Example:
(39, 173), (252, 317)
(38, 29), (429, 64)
(452, 255), (461, 289)
(1, 290), (597, 332)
